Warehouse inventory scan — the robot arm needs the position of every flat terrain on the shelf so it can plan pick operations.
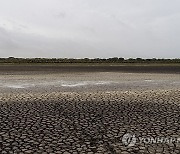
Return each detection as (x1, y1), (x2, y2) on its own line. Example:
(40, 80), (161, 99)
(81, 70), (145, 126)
(0, 65), (180, 153)
(0, 64), (180, 74)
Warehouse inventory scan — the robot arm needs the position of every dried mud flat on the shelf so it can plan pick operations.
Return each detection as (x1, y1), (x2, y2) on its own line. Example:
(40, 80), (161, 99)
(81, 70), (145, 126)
(0, 67), (180, 154)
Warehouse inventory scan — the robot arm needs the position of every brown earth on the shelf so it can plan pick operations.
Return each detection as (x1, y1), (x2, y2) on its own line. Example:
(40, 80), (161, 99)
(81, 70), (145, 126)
(0, 64), (180, 75)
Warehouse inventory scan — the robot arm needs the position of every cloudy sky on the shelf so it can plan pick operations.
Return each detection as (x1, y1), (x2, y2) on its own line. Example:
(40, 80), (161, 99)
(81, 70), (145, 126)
(0, 0), (180, 58)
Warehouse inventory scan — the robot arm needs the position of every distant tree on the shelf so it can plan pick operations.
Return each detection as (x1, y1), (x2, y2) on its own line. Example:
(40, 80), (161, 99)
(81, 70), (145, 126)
(0, 57), (179, 64)
(136, 58), (142, 60)
(118, 58), (124, 61)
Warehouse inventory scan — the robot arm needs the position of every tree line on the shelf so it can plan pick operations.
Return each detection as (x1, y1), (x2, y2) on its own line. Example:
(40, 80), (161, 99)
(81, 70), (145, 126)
(0, 57), (179, 64)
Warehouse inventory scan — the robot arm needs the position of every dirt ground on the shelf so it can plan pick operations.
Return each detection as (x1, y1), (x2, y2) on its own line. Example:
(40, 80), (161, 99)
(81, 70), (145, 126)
(0, 66), (180, 153)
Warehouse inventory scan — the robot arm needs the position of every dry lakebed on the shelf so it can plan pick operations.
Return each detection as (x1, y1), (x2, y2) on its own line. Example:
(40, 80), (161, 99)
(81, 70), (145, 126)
(0, 65), (179, 154)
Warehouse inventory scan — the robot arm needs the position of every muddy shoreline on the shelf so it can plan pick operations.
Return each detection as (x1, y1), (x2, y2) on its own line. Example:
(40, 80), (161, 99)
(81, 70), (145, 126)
(0, 64), (179, 74)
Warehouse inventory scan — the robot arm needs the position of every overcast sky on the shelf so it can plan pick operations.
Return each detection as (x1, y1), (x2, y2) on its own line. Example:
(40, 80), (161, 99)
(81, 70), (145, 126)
(0, 0), (180, 58)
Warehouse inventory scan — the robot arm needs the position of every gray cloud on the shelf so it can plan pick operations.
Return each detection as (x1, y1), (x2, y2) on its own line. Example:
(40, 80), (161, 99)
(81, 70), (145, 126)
(0, 0), (180, 58)
(55, 12), (67, 18)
